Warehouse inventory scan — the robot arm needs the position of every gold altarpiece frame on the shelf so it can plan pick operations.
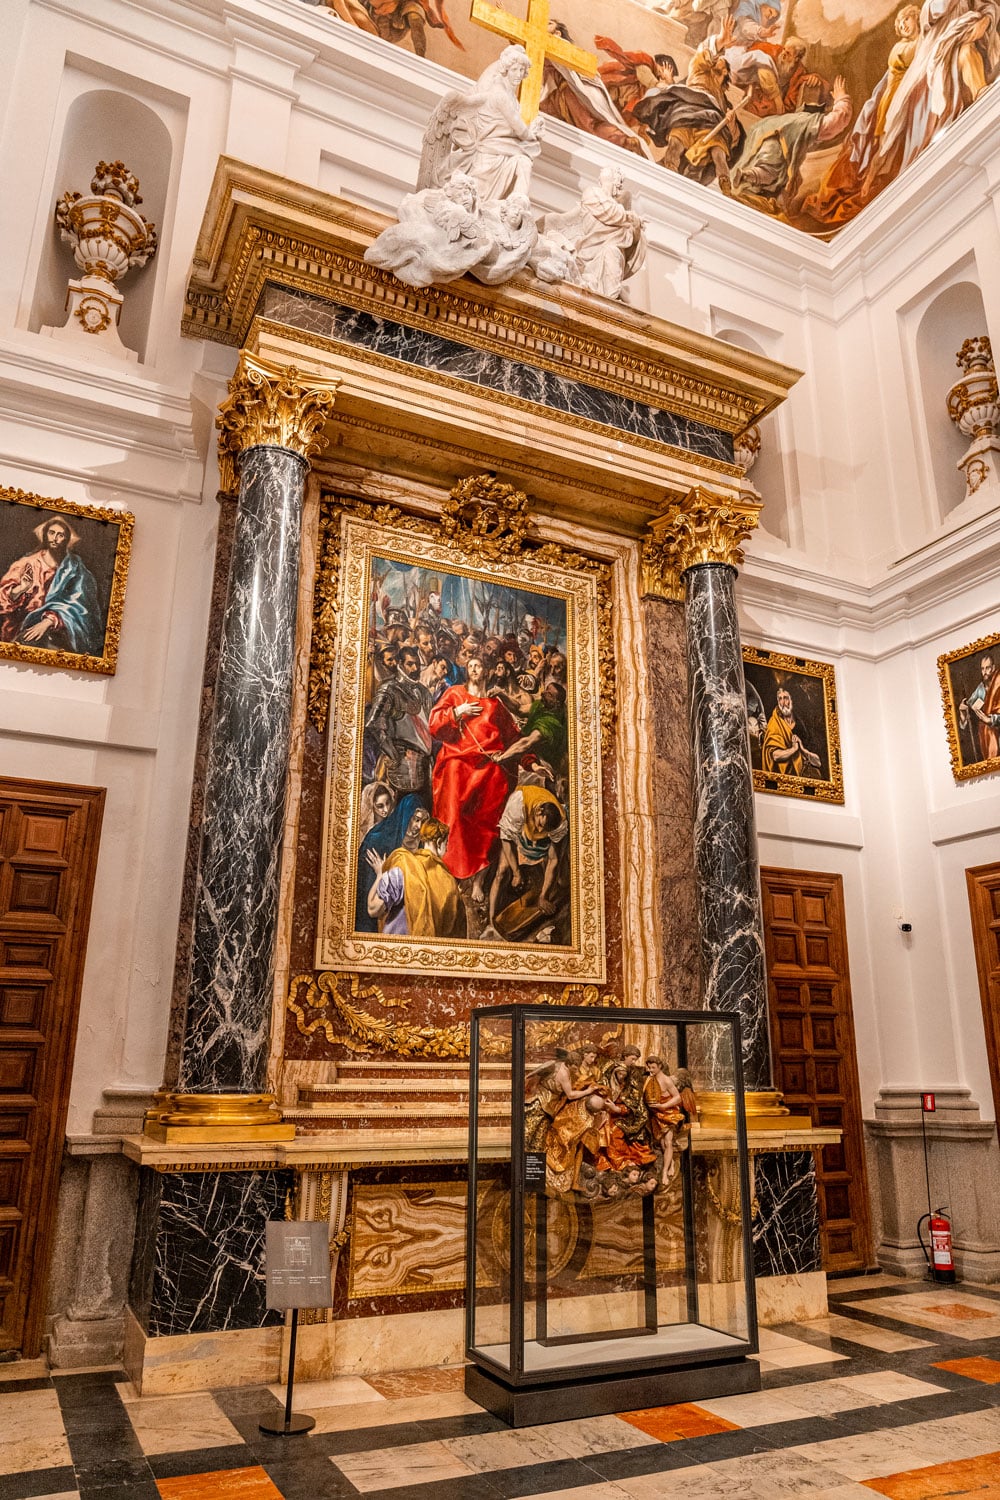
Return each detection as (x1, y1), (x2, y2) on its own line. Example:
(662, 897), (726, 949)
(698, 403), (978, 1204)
(314, 478), (609, 984)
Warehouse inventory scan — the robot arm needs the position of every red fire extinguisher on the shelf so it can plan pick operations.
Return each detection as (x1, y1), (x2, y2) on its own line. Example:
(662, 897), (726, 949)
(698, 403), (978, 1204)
(918, 1209), (957, 1284)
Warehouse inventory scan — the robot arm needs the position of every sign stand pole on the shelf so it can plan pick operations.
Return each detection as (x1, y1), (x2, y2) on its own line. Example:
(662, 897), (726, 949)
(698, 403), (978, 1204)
(259, 1309), (316, 1436)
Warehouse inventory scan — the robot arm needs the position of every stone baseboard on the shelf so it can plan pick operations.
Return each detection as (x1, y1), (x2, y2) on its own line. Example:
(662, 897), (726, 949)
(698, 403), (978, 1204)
(48, 1313), (124, 1370)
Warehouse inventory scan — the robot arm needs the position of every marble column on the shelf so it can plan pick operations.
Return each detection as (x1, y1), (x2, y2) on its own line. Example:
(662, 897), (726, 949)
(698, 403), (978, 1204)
(147, 353), (337, 1140)
(645, 489), (770, 1092)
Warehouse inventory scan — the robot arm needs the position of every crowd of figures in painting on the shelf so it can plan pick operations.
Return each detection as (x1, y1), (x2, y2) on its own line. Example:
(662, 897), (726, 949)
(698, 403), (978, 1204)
(320, 0), (999, 235)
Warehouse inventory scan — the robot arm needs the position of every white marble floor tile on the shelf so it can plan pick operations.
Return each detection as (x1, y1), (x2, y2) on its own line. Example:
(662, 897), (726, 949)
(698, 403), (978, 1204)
(893, 1410), (1000, 1461)
(538, 1415), (661, 1457)
(0, 1389), (65, 1444)
(758, 1344), (848, 1369)
(804, 1314), (932, 1353)
(620, 1461), (748, 1498)
(120, 1392), (243, 1454)
(694, 1389), (822, 1427)
(0, 1434), (73, 1477)
(0, 1358), (48, 1381)
(441, 1425), (581, 1472)
(843, 1293), (1000, 1341)
(307, 1390), (482, 1434)
(834, 1371), (947, 1403)
(783, 1426), (965, 1482)
(828, 1275), (909, 1294)
(771, 1379), (895, 1418)
(529, 1484), (634, 1500)
(702, 1449), (872, 1497)
(266, 1375), (383, 1407)
(331, 1438), (475, 1492)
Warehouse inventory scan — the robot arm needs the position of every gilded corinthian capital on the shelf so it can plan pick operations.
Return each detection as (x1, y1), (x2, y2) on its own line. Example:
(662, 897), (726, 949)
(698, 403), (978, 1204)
(216, 352), (340, 494)
(642, 487), (762, 594)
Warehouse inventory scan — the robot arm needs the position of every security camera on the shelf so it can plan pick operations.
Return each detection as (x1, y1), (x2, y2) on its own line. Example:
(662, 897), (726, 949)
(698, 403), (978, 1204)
(898, 921), (912, 933)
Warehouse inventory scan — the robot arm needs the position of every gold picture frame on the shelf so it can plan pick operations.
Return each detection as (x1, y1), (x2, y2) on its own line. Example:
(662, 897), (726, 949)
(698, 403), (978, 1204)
(0, 486), (133, 675)
(938, 631), (1000, 783)
(742, 646), (844, 804)
(316, 512), (606, 982)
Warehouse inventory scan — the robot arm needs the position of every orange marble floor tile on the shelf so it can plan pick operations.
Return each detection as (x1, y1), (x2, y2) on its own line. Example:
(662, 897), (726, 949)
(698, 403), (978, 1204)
(618, 1402), (741, 1442)
(933, 1356), (1000, 1383)
(919, 1302), (997, 1321)
(156, 1466), (284, 1500)
(365, 1365), (466, 1399)
(862, 1450), (1000, 1498)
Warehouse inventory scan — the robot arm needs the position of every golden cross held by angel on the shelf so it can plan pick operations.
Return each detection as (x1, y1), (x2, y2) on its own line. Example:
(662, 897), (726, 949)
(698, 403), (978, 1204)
(469, 0), (598, 121)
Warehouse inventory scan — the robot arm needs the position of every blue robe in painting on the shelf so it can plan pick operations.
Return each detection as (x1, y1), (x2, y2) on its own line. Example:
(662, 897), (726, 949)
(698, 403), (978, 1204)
(20, 551), (103, 656)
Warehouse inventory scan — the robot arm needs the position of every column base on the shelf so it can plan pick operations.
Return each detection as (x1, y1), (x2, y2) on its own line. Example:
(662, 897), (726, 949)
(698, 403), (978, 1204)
(699, 1091), (812, 1131)
(143, 1092), (295, 1143)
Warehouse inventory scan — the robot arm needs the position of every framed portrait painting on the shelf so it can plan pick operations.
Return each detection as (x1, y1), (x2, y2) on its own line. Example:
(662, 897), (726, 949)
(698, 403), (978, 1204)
(742, 646), (844, 804)
(317, 513), (606, 982)
(938, 631), (1000, 782)
(0, 487), (133, 675)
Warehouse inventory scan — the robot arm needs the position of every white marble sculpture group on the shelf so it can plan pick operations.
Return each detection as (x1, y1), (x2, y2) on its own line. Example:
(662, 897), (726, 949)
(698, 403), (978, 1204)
(364, 45), (645, 303)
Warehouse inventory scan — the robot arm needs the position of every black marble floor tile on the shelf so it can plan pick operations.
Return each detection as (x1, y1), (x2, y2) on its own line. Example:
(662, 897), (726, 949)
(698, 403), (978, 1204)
(0, 1376), (52, 1395)
(734, 1414), (846, 1448)
(261, 1457), (362, 1500)
(583, 1442), (701, 1479)
(73, 1455), (154, 1490)
(668, 1427), (779, 1464)
(0, 1467), (77, 1500)
(414, 1411), (510, 1440)
(291, 1420), (437, 1457)
(75, 1485), (160, 1500)
(63, 1423), (143, 1461)
(483, 1457), (610, 1497)
(149, 1443), (259, 1478)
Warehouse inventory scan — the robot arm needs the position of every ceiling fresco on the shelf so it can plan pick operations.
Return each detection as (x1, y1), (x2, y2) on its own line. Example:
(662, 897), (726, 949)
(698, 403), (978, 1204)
(326, 0), (1000, 235)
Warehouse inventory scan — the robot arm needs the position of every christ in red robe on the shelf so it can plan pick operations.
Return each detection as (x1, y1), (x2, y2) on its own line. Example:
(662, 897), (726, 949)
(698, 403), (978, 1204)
(428, 656), (519, 889)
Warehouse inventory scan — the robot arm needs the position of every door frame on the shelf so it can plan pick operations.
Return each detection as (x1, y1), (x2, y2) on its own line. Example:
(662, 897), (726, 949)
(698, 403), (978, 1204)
(966, 860), (1000, 1130)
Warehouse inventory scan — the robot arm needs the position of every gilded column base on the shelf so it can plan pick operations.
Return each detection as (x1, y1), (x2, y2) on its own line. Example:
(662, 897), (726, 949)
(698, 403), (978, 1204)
(698, 1090), (812, 1132)
(142, 1091), (296, 1143)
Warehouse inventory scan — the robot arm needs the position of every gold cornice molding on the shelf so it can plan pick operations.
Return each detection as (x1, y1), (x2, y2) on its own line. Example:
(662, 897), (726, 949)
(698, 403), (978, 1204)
(186, 157), (801, 438)
(216, 351), (340, 493)
(643, 487), (763, 589)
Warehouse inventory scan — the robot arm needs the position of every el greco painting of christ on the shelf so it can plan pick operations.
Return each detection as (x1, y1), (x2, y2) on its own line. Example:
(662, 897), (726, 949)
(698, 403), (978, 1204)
(317, 516), (606, 982)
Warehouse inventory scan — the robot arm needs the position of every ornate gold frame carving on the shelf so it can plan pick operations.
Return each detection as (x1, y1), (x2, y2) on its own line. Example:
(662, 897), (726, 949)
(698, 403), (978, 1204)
(315, 488), (608, 982)
(937, 629), (1000, 783)
(742, 646), (844, 805)
(0, 486), (133, 676)
(287, 970), (620, 1059)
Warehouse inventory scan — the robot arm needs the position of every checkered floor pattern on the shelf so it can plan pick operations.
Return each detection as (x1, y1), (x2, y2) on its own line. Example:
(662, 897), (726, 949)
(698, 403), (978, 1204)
(3, 1276), (1000, 1499)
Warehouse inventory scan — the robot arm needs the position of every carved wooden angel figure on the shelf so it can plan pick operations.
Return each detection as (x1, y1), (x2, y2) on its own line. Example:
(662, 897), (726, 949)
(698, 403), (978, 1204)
(533, 165), (645, 302)
(417, 44), (544, 203)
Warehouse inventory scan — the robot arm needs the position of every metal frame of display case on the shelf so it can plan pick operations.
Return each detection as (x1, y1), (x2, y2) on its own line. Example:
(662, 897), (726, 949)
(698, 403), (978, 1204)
(465, 1004), (761, 1425)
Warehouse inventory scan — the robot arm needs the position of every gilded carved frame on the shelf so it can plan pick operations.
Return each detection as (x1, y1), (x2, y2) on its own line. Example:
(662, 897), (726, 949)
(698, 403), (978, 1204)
(315, 501), (607, 983)
(938, 630), (1000, 783)
(0, 486), (133, 676)
(742, 645), (844, 804)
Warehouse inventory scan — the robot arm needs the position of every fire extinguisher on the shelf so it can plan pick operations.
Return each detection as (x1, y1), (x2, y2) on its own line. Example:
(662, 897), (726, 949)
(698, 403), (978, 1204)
(918, 1208), (957, 1284)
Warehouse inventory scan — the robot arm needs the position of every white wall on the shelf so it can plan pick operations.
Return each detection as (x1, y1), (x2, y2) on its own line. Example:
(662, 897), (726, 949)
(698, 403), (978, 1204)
(1, 0), (999, 1131)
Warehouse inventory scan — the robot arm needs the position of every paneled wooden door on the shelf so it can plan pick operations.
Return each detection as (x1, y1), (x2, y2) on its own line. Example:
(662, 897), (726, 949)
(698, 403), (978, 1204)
(0, 777), (104, 1356)
(967, 862), (1000, 1129)
(760, 867), (873, 1274)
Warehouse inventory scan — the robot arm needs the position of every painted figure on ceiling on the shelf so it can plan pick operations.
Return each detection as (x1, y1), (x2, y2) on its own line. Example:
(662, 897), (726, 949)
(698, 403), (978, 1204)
(541, 20), (649, 156)
(807, 4), (929, 224)
(364, 0), (463, 56)
(730, 75), (852, 215)
(595, 35), (680, 120)
(632, 24), (745, 191)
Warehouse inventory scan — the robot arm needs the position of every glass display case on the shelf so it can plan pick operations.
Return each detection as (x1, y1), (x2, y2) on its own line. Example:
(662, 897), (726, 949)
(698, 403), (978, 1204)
(465, 1005), (760, 1425)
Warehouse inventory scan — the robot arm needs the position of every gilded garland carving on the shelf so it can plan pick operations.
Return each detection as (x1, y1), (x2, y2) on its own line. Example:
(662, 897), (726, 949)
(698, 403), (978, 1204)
(307, 477), (618, 756)
(287, 970), (621, 1059)
(216, 351), (340, 494)
(645, 485), (762, 581)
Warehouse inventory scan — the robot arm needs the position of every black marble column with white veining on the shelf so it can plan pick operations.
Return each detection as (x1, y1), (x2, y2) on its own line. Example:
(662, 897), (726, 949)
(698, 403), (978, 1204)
(684, 562), (772, 1091)
(178, 444), (307, 1094)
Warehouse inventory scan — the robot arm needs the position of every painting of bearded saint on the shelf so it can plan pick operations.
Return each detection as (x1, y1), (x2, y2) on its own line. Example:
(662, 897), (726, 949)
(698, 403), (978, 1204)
(742, 646), (844, 803)
(0, 490), (132, 674)
(318, 517), (606, 982)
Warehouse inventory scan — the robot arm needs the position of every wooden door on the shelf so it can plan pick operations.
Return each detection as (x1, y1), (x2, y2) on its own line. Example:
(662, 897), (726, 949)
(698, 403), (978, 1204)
(967, 862), (1000, 1128)
(0, 777), (104, 1356)
(760, 867), (872, 1274)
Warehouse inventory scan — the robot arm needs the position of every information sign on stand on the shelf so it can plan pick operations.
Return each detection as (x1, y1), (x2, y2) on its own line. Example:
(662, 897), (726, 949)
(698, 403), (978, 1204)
(260, 1221), (334, 1436)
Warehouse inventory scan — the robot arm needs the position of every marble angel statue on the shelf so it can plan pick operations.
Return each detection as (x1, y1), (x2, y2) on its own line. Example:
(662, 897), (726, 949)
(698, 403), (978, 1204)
(532, 165), (646, 302)
(364, 173), (492, 287)
(417, 44), (544, 201)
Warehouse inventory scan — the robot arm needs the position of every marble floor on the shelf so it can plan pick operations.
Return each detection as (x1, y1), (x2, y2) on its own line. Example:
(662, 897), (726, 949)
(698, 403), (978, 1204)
(4, 1276), (1000, 1499)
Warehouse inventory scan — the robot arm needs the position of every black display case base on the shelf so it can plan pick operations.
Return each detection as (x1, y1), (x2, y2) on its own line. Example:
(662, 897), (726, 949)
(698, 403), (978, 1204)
(465, 1354), (760, 1427)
